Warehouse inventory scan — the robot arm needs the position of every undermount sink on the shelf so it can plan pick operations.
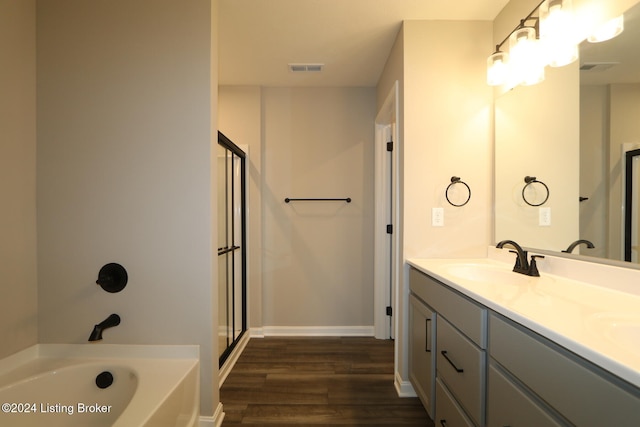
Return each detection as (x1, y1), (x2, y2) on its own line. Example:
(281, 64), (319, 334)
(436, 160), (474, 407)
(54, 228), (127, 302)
(441, 262), (533, 287)
(588, 312), (640, 356)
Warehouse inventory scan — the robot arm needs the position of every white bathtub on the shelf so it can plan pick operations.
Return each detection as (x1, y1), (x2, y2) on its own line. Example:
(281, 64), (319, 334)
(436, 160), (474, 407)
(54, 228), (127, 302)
(0, 344), (199, 427)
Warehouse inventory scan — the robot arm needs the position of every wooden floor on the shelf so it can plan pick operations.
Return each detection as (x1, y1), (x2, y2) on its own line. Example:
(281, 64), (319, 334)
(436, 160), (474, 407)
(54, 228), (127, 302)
(220, 337), (434, 426)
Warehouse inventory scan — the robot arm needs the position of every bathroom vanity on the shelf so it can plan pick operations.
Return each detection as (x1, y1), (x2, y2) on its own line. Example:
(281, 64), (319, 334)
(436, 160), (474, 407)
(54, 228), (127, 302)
(407, 253), (640, 427)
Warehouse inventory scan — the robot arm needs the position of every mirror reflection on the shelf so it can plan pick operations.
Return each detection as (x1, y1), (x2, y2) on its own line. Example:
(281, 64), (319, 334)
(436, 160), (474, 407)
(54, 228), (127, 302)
(579, 1), (640, 263)
(495, 1), (640, 266)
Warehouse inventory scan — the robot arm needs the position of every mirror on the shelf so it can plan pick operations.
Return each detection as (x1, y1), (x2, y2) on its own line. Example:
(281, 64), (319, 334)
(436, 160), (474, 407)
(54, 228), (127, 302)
(495, 1), (640, 266)
(494, 60), (580, 253)
(579, 1), (640, 263)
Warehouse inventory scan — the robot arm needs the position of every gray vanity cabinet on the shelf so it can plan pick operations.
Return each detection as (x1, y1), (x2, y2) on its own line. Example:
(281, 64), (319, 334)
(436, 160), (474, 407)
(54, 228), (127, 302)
(409, 267), (487, 426)
(409, 265), (640, 427)
(409, 294), (436, 417)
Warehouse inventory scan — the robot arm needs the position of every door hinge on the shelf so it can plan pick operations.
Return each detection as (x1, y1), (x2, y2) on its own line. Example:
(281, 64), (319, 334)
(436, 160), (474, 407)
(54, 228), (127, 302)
(386, 224), (393, 234)
(386, 141), (393, 152)
(386, 306), (393, 316)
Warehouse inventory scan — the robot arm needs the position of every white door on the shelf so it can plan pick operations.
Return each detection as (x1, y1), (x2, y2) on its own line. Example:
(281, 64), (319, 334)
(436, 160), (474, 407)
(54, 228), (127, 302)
(374, 82), (399, 340)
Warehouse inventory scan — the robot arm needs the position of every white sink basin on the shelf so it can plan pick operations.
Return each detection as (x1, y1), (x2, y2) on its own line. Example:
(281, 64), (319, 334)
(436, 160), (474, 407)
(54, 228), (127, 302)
(441, 263), (533, 287)
(588, 312), (640, 356)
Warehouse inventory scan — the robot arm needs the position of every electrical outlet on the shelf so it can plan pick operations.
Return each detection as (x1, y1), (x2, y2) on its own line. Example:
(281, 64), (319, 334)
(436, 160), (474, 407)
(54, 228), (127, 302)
(432, 207), (444, 227)
(539, 207), (551, 226)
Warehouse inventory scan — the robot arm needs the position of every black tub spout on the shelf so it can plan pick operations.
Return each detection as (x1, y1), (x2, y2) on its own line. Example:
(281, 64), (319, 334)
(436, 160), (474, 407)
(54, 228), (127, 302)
(88, 314), (121, 341)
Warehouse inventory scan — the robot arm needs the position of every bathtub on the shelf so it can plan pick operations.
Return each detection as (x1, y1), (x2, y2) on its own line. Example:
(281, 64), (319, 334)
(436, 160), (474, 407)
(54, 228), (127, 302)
(0, 344), (199, 427)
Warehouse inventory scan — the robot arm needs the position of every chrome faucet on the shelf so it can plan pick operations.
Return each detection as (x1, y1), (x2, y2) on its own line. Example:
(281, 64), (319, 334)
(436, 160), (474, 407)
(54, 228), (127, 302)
(562, 239), (595, 254)
(88, 314), (121, 341)
(496, 240), (544, 277)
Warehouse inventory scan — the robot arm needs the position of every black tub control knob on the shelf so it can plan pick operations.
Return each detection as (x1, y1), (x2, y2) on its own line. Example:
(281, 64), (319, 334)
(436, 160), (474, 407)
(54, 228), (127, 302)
(96, 263), (128, 293)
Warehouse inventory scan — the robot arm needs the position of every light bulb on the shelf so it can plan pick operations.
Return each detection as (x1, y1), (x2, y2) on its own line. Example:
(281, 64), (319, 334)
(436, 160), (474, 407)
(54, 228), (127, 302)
(487, 51), (509, 86)
(509, 27), (545, 86)
(539, 0), (579, 67)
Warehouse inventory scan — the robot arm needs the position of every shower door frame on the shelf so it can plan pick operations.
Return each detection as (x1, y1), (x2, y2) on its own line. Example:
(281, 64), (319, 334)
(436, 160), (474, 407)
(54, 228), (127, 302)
(624, 148), (640, 262)
(217, 131), (247, 367)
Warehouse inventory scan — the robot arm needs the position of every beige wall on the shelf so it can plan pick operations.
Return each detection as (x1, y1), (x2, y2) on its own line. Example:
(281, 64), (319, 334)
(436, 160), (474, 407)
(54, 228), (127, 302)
(219, 87), (376, 333)
(377, 19), (493, 384)
(580, 85), (609, 258)
(579, 82), (640, 262)
(0, 0), (38, 360)
(402, 20), (493, 260)
(377, 26), (404, 114)
(218, 86), (263, 330)
(494, 63), (580, 252)
(35, 0), (218, 416)
(261, 87), (376, 330)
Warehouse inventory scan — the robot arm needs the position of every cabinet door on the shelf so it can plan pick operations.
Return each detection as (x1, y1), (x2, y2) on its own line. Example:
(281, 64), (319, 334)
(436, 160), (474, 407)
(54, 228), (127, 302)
(490, 313), (640, 427)
(487, 364), (566, 427)
(436, 378), (475, 427)
(409, 294), (436, 417)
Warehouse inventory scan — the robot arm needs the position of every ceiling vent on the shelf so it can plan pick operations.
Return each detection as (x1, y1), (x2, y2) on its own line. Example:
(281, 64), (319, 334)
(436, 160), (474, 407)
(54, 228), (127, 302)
(580, 62), (619, 72)
(289, 63), (324, 73)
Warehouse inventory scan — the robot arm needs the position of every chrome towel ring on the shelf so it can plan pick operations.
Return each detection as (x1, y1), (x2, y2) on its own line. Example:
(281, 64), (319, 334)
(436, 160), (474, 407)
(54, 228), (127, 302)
(522, 176), (549, 207)
(446, 176), (471, 207)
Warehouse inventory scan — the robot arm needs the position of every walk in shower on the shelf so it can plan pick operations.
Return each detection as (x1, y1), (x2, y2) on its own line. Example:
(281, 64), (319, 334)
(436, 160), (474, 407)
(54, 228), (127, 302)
(217, 131), (247, 366)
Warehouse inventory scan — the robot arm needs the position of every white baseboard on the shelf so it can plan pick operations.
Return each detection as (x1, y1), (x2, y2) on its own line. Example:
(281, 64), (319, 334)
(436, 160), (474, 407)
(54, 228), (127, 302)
(259, 325), (375, 337)
(394, 371), (417, 397)
(199, 402), (224, 427)
(250, 327), (264, 338)
(219, 332), (251, 386)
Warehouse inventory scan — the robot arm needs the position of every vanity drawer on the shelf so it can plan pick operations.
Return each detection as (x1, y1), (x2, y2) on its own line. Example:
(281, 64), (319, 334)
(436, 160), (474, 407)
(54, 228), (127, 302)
(437, 315), (485, 426)
(489, 313), (640, 427)
(487, 363), (565, 427)
(436, 378), (475, 427)
(410, 267), (486, 347)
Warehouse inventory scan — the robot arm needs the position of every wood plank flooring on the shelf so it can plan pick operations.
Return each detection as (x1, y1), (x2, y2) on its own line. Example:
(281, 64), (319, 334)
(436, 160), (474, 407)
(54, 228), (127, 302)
(220, 337), (434, 426)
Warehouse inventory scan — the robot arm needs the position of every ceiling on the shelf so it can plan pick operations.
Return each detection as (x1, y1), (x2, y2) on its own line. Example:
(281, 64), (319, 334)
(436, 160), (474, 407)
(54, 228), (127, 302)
(218, 0), (511, 87)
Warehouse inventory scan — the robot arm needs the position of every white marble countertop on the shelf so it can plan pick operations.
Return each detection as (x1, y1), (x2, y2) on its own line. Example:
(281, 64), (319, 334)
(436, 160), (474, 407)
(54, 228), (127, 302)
(407, 252), (640, 389)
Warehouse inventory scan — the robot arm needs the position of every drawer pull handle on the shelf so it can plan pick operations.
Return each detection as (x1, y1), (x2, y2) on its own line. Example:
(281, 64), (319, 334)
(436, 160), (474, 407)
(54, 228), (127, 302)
(425, 318), (431, 352)
(441, 350), (464, 373)
(440, 420), (447, 427)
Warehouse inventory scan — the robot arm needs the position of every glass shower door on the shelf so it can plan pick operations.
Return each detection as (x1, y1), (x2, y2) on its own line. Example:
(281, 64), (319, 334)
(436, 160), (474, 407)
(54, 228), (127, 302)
(217, 132), (246, 365)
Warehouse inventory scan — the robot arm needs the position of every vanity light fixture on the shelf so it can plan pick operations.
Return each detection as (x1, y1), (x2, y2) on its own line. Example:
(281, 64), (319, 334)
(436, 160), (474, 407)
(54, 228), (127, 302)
(587, 15), (624, 43)
(486, 1), (547, 87)
(487, 50), (509, 86)
(487, 1), (627, 87)
(487, 0), (625, 87)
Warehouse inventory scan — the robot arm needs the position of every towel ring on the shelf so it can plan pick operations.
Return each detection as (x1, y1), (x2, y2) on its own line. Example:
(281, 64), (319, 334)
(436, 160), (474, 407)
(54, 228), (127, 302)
(522, 176), (549, 207)
(446, 176), (471, 207)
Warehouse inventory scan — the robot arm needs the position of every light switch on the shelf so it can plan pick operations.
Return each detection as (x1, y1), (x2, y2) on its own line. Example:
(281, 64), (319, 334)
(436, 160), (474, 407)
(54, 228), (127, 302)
(432, 207), (444, 227)
(539, 207), (551, 226)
